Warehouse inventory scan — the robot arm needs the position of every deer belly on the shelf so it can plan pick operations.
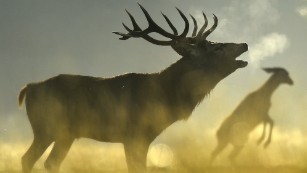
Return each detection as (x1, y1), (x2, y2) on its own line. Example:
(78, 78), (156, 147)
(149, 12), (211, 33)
(229, 122), (251, 146)
(71, 113), (128, 142)
(75, 122), (127, 142)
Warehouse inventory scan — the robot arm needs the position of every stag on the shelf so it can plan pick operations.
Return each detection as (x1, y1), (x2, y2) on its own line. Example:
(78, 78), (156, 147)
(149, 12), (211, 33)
(210, 67), (293, 165)
(19, 4), (248, 173)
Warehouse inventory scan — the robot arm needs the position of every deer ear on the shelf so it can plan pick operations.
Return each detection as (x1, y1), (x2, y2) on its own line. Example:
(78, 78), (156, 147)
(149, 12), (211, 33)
(262, 68), (274, 73)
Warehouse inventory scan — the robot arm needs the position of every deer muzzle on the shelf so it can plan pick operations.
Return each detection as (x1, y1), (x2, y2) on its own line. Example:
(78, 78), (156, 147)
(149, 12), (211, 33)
(235, 43), (248, 68)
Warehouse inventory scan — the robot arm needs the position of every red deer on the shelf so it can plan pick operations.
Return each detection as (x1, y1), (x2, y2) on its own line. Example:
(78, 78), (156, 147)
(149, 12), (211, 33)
(18, 4), (248, 173)
(210, 67), (293, 165)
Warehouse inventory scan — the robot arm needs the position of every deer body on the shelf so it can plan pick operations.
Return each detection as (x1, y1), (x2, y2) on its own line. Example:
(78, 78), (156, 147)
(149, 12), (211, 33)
(19, 4), (248, 173)
(20, 65), (219, 143)
(210, 67), (293, 164)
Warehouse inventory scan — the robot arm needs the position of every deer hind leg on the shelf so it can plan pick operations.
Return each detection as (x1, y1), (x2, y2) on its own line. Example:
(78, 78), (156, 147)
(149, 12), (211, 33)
(44, 137), (74, 173)
(124, 141), (150, 173)
(228, 145), (243, 165)
(264, 117), (274, 148)
(209, 138), (228, 165)
(257, 121), (267, 145)
(22, 136), (53, 173)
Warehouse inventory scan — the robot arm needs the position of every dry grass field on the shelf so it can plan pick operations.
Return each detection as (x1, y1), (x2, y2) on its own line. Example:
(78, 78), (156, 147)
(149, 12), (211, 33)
(0, 166), (306, 173)
(1, 136), (307, 173)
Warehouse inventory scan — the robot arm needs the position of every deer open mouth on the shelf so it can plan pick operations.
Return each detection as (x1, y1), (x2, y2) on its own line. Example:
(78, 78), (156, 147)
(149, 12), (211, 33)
(236, 44), (248, 68)
(236, 60), (248, 68)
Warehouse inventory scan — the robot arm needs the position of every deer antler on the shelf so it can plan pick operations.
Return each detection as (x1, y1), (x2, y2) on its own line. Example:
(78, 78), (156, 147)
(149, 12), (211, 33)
(190, 14), (198, 37)
(202, 14), (218, 39)
(196, 12), (208, 38)
(113, 3), (189, 46)
(113, 4), (219, 53)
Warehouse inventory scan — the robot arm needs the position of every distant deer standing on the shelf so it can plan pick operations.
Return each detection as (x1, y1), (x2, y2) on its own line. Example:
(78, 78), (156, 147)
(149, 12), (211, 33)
(19, 4), (248, 173)
(210, 67), (293, 165)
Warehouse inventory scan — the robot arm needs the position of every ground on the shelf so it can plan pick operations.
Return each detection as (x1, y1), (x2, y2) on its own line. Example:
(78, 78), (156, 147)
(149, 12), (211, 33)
(1, 166), (306, 173)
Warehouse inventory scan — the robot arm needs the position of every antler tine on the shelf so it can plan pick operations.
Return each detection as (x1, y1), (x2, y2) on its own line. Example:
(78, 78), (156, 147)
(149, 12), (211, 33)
(161, 11), (178, 35)
(112, 23), (133, 40)
(138, 3), (177, 39)
(175, 7), (189, 38)
(125, 9), (142, 31)
(112, 9), (142, 40)
(196, 12), (208, 38)
(112, 30), (131, 40)
(202, 14), (218, 39)
(112, 10), (143, 40)
(190, 14), (198, 37)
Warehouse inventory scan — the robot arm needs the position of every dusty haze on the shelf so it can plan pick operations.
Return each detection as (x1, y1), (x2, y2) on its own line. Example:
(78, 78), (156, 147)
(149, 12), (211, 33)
(1, 0), (307, 172)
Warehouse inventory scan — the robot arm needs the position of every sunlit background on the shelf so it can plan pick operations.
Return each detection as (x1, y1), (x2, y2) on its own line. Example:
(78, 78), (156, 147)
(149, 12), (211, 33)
(0, 0), (306, 172)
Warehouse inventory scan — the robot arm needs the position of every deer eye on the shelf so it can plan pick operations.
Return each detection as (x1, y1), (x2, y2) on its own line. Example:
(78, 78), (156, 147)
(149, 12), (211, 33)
(214, 46), (222, 51)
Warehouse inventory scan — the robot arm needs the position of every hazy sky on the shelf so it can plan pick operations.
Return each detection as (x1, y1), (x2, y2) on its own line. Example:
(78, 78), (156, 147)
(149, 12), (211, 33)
(0, 0), (306, 143)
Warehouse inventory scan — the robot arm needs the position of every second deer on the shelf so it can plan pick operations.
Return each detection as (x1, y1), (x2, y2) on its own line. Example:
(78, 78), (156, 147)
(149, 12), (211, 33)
(210, 67), (293, 165)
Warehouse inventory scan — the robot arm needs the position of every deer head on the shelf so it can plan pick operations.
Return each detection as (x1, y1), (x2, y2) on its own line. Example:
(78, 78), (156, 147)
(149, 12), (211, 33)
(113, 3), (248, 80)
(263, 67), (294, 85)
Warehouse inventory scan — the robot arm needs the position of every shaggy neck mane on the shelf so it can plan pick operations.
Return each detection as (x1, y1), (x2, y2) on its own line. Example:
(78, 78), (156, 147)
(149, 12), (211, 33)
(158, 57), (219, 120)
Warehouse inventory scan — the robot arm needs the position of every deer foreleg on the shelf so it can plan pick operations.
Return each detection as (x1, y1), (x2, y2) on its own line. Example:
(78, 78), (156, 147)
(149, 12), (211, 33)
(264, 117), (274, 148)
(124, 141), (150, 173)
(257, 121), (267, 145)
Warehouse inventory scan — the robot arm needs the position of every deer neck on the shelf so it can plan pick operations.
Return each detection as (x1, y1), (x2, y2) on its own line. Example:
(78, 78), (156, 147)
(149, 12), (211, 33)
(159, 58), (219, 112)
(258, 75), (280, 98)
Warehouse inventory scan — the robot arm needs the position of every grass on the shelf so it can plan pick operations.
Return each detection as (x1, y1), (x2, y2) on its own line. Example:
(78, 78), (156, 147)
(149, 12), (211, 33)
(1, 165), (306, 173)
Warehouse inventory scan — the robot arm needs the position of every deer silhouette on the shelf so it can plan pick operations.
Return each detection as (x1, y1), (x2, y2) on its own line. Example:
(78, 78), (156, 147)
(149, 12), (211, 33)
(19, 4), (248, 173)
(210, 67), (293, 165)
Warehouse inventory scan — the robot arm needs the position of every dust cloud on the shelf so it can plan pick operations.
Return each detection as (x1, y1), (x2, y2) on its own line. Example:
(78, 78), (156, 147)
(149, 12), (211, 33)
(1, 121), (307, 173)
(1, 82), (307, 173)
